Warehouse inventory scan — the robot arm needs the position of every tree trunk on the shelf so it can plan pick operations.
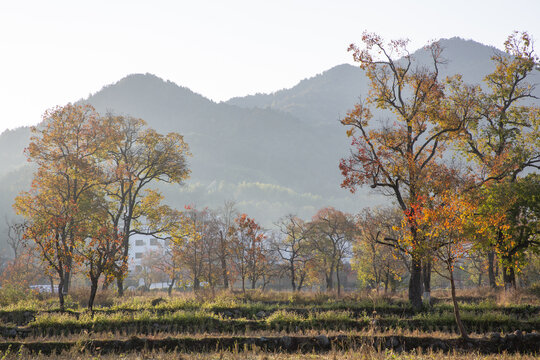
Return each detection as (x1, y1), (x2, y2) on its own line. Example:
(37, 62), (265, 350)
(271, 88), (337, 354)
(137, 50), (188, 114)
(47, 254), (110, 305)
(409, 257), (423, 310)
(241, 276), (245, 294)
(220, 235), (229, 289)
(63, 271), (71, 295)
(487, 251), (496, 288)
(117, 277), (124, 297)
(384, 271), (389, 294)
(168, 278), (176, 296)
(503, 264), (516, 291)
(88, 278), (99, 312)
(290, 262), (296, 291)
(326, 266), (334, 291)
(58, 277), (65, 312)
(221, 260), (229, 289)
(336, 263), (341, 297)
(422, 260), (432, 305)
(449, 264), (469, 340)
(298, 274), (305, 291)
(49, 277), (54, 294)
(116, 231), (131, 296)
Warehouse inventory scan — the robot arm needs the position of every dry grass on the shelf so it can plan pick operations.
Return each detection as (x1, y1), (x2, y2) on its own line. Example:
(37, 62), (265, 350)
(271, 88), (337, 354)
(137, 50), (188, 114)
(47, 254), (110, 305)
(0, 347), (537, 360)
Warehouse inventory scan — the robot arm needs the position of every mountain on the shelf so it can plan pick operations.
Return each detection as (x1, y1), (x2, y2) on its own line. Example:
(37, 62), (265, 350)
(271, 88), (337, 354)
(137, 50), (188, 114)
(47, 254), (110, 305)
(0, 37), (537, 250)
(84, 73), (350, 195)
(0, 127), (31, 178)
(227, 63), (369, 127)
(227, 37), (538, 126)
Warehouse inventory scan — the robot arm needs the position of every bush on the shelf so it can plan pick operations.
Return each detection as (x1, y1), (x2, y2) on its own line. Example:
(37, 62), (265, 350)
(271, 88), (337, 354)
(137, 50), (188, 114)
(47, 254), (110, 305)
(0, 284), (40, 307)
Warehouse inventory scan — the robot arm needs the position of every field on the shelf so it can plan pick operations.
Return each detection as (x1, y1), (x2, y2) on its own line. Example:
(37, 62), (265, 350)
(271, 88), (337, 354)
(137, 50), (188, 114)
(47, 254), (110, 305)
(0, 289), (538, 359)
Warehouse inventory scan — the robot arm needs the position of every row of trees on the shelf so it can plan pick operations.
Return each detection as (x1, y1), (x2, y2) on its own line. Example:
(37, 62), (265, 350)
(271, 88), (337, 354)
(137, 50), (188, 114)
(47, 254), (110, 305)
(139, 204), (357, 296)
(339, 31), (539, 338)
(122, 196), (538, 302)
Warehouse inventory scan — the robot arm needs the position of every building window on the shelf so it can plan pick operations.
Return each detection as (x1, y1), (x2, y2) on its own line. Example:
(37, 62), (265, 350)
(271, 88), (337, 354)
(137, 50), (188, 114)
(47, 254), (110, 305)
(150, 238), (158, 246)
(135, 252), (143, 259)
(136, 239), (144, 246)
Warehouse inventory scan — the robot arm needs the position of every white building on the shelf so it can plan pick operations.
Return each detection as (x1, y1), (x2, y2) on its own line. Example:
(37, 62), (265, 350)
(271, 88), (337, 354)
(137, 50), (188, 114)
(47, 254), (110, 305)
(127, 234), (162, 272)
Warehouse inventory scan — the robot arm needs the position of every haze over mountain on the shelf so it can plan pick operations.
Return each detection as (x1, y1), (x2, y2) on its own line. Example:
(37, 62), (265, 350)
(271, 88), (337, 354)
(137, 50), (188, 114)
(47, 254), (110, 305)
(0, 37), (538, 253)
(226, 38), (510, 126)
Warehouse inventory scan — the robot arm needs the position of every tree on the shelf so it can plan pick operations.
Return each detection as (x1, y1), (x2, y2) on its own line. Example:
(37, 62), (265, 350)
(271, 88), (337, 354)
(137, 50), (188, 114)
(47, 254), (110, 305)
(476, 175), (540, 289)
(15, 104), (108, 310)
(273, 215), (314, 291)
(5, 219), (26, 259)
(170, 208), (206, 290)
(216, 201), (238, 289)
(230, 214), (266, 292)
(354, 208), (408, 293)
(310, 207), (355, 296)
(417, 190), (478, 339)
(341, 33), (474, 308)
(447, 31), (540, 288)
(101, 115), (190, 296)
(76, 216), (124, 311)
(150, 239), (183, 295)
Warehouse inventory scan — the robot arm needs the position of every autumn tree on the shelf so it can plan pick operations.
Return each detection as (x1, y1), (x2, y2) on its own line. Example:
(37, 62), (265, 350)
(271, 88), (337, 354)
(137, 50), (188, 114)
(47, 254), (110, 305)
(229, 214), (266, 292)
(15, 104), (108, 310)
(101, 115), (190, 296)
(341, 33), (469, 308)
(476, 174), (540, 289)
(0, 239), (47, 294)
(170, 208), (206, 290)
(447, 32), (540, 289)
(354, 208), (408, 293)
(417, 190), (478, 339)
(309, 207), (355, 296)
(76, 215), (124, 311)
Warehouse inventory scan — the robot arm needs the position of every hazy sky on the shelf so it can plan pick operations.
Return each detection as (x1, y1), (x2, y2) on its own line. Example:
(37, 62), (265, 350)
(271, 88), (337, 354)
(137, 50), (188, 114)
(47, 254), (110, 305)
(1, 0), (538, 133)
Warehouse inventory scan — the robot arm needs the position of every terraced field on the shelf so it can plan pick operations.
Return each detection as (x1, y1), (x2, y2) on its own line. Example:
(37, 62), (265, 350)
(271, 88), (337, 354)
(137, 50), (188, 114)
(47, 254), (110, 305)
(0, 291), (538, 359)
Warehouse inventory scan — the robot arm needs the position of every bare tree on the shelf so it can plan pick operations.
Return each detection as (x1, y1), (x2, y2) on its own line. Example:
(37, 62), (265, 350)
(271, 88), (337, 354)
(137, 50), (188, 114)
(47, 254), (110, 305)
(5, 218), (26, 259)
(273, 215), (314, 291)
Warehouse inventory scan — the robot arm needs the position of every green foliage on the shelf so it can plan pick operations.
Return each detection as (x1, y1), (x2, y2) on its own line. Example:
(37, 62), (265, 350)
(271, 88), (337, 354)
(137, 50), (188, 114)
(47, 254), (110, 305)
(0, 286), (38, 307)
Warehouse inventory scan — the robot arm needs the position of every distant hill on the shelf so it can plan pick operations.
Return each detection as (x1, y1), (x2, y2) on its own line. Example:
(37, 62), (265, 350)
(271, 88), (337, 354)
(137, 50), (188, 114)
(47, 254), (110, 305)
(1, 37), (538, 250)
(226, 37), (525, 126)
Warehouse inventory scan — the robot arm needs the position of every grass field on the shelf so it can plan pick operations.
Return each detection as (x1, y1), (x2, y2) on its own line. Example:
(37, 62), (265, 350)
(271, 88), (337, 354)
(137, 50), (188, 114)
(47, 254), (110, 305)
(0, 288), (537, 359)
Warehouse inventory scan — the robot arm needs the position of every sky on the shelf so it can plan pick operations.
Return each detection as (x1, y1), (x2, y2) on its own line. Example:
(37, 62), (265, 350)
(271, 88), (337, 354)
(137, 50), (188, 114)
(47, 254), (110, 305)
(0, 0), (539, 133)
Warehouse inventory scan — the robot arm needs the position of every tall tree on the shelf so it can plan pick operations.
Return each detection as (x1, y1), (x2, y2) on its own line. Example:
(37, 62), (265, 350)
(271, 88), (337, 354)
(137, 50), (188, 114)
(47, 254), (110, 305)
(341, 33), (467, 308)
(15, 104), (107, 309)
(447, 31), (540, 288)
(102, 115), (190, 295)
